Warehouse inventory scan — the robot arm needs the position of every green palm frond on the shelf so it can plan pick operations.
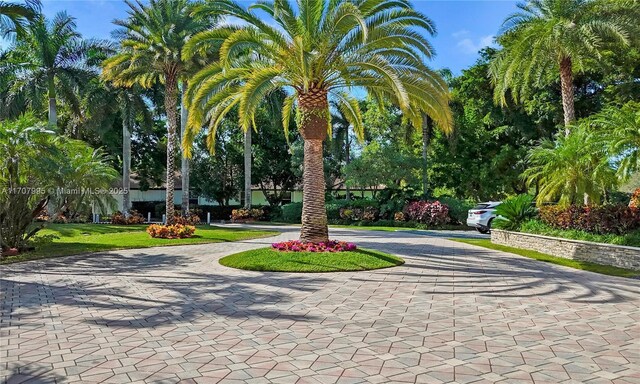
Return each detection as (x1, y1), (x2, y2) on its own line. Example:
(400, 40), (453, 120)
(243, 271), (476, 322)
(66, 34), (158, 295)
(491, 0), (638, 107)
(184, 0), (452, 154)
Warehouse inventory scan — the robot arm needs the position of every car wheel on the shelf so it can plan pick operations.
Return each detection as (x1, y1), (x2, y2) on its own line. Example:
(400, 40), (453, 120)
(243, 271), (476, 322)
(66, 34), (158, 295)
(476, 227), (490, 234)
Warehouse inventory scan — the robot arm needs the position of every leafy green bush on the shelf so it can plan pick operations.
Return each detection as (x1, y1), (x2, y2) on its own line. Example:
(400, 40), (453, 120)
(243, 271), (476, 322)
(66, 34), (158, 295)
(281, 202), (303, 223)
(520, 219), (640, 247)
(438, 197), (475, 224)
(493, 195), (536, 231)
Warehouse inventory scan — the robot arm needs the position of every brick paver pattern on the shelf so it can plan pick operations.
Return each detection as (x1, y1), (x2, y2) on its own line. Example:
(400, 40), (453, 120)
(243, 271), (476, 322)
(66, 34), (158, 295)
(1, 225), (639, 383)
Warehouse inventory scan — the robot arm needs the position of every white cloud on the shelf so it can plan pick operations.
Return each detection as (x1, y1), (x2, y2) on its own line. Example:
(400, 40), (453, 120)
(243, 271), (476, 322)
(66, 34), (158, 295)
(456, 34), (495, 54)
(452, 29), (469, 38)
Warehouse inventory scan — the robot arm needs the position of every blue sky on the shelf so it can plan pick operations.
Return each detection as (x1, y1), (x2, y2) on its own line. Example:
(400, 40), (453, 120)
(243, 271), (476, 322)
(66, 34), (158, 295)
(26, 0), (518, 74)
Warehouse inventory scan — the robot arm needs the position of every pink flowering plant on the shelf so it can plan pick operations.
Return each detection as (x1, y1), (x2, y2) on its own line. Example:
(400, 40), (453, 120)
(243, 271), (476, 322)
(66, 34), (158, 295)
(272, 240), (357, 252)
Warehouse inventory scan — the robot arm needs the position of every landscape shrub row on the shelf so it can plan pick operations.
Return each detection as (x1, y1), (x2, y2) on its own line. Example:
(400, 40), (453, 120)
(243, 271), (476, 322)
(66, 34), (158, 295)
(538, 205), (640, 235)
(278, 196), (470, 227)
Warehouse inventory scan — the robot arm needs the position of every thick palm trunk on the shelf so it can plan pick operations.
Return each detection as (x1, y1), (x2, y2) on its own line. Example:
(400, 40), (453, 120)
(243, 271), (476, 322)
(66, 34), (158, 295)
(298, 89), (329, 243)
(300, 139), (328, 242)
(47, 74), (57, 127)
(180, 83), (190, 216)
(164, 74), (178, 225)
(244, 128), (252, 209)
(122, 113), (131, 215)
(559, 57), (575, 136)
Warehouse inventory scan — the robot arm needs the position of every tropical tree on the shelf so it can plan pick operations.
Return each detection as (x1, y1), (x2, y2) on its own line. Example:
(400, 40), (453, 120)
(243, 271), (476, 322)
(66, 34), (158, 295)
(590, 101), (640, 180)
(184, 0), (452, 243)
(1, 11), (109, 127)
(490, 0), (638, 135)
(103, 0), (216, 224)
(0, 0), (39, 38)
(523, 127), (617, 205)
(0, 115), (55, 254)
(330, 106), (352, 200)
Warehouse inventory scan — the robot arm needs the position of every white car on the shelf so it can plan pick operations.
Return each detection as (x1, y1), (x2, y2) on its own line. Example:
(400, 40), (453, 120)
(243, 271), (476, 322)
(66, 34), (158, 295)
(467, 201), (501, 234)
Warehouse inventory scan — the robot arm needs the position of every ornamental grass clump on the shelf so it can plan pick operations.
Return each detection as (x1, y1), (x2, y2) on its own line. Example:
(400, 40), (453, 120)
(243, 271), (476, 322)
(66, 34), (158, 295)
(272, 240), (357, 253)
(147, 224), (196, 239)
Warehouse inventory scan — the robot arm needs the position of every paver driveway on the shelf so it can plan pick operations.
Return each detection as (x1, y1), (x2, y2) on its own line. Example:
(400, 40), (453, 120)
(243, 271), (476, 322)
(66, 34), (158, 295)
(1, 225), (639, 383)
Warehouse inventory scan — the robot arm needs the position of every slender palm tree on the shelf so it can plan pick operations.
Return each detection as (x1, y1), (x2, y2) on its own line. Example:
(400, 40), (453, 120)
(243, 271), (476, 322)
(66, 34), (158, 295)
(490, 0), (637, 135)
(183, 0), (452, 243)
(419, 68), (453, 197)
(330, 106), (351, 201)
(2, 11), (109, 127)
(70, 79), (152, 214)
(0, 0), (39, 38)
(103, 0), (216, 224)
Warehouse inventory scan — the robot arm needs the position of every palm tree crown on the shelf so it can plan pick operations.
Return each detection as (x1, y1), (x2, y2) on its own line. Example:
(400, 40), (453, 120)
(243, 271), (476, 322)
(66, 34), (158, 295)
(1, 11), (110, 127)
(0, 0), (39, 38)
(523, 126), (617, 205)
(184, 0), (452, 242)
(102, 0), (217, 224)
(490, 0), (638, 132)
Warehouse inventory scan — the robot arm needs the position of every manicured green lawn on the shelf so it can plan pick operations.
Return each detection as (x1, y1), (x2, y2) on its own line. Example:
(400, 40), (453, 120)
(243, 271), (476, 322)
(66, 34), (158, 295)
(451, 238), (640, 278)
(220, 247), (404, 272)
(1, 224), (278, 264)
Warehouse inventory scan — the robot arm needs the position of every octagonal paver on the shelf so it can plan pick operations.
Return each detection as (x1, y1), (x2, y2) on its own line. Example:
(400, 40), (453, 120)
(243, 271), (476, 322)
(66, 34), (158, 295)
(1, 225), (639, 383)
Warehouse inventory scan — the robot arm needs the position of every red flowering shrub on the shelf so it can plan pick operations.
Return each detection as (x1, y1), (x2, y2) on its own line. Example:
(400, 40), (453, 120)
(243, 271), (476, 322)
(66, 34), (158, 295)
(231, 208), (264, 222)
(147, 224), (195, 239)
(272, 240), (357, 252)
(403, 201), (450, 226)
(631, 188), (640, 208)
(538, 204), (640, 235)
(111, 210), (146, 225)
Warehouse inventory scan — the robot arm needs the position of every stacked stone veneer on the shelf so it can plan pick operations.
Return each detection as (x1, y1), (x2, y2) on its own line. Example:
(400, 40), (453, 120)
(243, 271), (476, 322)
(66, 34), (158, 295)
(491, 229), (640, 271)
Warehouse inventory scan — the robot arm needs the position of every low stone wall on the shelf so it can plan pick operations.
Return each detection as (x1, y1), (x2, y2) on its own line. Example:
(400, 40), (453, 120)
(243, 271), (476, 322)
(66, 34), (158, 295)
(491, 229), (640, 271)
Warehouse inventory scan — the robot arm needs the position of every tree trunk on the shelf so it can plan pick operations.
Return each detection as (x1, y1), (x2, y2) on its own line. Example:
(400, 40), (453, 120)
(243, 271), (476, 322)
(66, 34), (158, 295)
(164, 74), (178, 225)
(421, 115), (433, 198)
(300, 139), (329, 243)
(244, 128), (252, 209)
(345, 130), (350, 202)
(47, 73), (57, 127)
(298, 89), (329, 243)
(180, 82), (190, 216)
(559, 57), (575, 136)
(122, 111), (131, 216)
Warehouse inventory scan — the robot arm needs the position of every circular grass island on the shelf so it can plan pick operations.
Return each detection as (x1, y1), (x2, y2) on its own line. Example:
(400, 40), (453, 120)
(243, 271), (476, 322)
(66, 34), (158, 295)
(220, 247), (404, 272)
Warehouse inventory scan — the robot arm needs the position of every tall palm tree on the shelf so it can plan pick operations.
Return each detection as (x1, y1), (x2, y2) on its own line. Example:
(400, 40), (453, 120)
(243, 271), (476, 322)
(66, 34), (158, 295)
(183, 0), (452, 243)
(419, 68), (453, 197)
(490, 0), (637, 135)
(2, 11), (109, 127)
(0, 0), (39, 38)
(330, 106), (351, 201)
(68, 78), (152, 214)
(180, 82), (191, 214)
(103, 0), (216, 224)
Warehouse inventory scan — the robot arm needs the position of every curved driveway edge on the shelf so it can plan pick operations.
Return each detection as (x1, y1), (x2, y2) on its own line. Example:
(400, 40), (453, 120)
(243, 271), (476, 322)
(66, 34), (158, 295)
(1, 225), (639, 383)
